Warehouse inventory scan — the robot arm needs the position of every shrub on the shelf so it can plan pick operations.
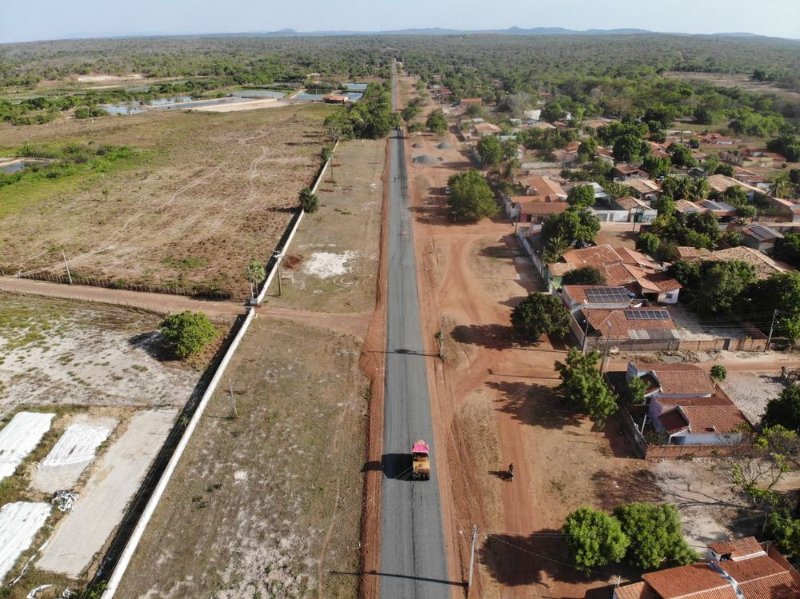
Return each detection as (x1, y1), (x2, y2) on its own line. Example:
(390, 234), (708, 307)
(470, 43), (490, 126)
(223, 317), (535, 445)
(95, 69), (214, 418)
(299, 187), (320, 213)
(159, 311), (218, 359)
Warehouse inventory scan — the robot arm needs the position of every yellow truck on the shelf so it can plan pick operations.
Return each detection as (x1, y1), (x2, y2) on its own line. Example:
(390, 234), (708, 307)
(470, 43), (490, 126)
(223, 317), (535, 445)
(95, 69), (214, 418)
(411, 440), (430, 481)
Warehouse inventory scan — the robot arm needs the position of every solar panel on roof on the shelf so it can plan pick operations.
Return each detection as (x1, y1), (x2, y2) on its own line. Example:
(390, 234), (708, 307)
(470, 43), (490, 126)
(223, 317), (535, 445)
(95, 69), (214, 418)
(585, 287), (630, 303)
(625, 310), (670, 320)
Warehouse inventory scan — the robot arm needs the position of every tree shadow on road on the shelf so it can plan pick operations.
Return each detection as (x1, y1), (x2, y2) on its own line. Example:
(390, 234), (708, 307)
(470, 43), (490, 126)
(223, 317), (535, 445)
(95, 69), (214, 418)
(487, 381), (584, 430)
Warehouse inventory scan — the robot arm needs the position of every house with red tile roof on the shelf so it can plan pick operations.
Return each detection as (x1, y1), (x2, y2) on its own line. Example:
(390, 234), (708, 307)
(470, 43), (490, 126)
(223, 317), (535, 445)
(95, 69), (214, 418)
(650, 395), (748, 445)
(614, 537), (800, 599)
(547, 244), (680, 303)
(517, 174), (567, 200)
(580, 307), (678, 344)
(627, 362), (717, 398)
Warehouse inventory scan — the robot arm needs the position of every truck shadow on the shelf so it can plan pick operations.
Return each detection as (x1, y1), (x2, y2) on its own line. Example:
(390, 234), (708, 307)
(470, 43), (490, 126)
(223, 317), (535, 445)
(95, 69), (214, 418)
(381, 453), (413, 480)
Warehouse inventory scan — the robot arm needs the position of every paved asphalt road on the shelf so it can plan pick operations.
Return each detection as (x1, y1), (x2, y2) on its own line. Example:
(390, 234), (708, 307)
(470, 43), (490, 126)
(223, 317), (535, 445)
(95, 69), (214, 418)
(379, 63), (453, 598)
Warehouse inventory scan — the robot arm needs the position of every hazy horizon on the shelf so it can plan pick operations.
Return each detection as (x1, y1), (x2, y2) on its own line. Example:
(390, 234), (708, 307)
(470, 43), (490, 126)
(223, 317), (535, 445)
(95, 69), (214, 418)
(2, 0), (800, 45)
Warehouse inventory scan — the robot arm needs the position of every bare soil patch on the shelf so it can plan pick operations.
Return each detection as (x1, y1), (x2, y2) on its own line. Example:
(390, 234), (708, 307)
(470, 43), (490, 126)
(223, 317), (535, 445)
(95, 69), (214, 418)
(720, 372), (786, 424)
(115, 317), (369, 599)
(267, 139), (385, 313)
(0, 103), (335, 299)
(0, 294), (201, 416)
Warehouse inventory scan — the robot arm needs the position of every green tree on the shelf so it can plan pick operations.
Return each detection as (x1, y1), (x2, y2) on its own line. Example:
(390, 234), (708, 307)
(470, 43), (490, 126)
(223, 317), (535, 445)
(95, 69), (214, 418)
(624, 374), (648, 405)
(477, 135), (503, 166)
(765, 510), (800, 557)
(541, 207), (600, 248)
(763, 387), (800, 433)
(299, 187), (320, 213)
(426, 109), (448, 135)
(447, 170), (498, 220)
(541, 102), (566, 123)
(692, 260), (756, 315)
(642, 155), (672, 179)
(159, 311), (218, 359)
(694, 106), (714, 125)
(511, 293), (571, 342)
(578, 138), (598, 163)
(613, 503), (696, 570)
(636, 232), (661, 256)
(668, 143), (698, 168)
(710, 365), (727, 384)
(567, 184), (596, 208)
(613, 134), (647, 163)
(562, 507), (629, 573)
(774, 233), (800, 268)
(562, 266), (606, 286)
(555, 348), (618, 425)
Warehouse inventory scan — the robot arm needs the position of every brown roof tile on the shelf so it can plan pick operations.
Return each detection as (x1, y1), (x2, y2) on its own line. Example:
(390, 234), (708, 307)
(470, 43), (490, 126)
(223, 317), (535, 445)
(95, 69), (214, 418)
(738, 571), (800, 599)
(643, 563), (735, 599)
(659, 408), (690, 434)
(681, 405), (749, 434)
(708, 537), (765, 559)
(719, 555), (787, 583)
(615, 582), (660, 599)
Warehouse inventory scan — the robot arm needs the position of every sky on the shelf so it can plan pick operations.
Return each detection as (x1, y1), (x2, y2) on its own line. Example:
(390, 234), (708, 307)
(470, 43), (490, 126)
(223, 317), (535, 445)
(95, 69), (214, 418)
(2, 0), (800, 44)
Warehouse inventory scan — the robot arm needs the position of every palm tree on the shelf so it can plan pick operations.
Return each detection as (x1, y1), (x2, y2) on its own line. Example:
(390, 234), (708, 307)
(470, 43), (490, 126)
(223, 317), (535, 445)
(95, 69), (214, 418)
(771, 174), (793, 199)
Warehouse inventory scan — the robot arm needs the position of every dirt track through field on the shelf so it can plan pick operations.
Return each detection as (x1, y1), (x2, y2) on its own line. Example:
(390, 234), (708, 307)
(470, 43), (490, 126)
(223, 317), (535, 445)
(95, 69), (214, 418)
(0, 277), (244, 321)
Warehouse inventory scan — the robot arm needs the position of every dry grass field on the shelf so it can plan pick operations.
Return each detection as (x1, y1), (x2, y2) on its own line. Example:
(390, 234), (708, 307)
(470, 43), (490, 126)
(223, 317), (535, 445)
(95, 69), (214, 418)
(0, 103), (336, 299)
(116, 316), (369, 599)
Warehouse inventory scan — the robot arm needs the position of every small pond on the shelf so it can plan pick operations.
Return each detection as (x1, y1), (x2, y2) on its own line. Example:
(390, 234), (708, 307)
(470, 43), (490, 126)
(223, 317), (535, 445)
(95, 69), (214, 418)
(231, 89), (286, 99)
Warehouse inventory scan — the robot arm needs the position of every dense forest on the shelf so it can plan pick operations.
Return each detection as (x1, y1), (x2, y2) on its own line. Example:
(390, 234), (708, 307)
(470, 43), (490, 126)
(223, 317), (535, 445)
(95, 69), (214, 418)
(2, 33), (800, 89)
(2, 34), (800, 133)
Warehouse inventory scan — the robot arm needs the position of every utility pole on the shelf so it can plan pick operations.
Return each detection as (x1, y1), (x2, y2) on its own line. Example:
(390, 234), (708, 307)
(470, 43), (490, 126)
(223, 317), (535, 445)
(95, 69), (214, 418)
(467, 524), (478, 589)
(766, 308), (778, 352)
(228, 379), (237, 419)
(61, 251), (72, 285)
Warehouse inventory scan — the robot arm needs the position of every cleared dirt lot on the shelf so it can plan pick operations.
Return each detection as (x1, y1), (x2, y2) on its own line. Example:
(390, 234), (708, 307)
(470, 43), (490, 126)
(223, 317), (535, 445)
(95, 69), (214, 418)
(0, 293), (201, 415)
(0, 103), (335, 299)
(115, 317), (368, 599)
(720, 372), (786, 424)
(269, 138), (385, 314)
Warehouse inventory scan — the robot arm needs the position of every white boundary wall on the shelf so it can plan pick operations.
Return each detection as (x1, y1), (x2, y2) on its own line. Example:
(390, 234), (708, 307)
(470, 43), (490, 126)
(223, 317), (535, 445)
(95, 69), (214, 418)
(101, 307), (255, 598)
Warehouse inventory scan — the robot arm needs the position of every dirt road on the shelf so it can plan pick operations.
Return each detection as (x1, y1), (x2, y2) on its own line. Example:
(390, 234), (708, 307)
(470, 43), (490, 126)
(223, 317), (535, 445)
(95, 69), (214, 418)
(0, 276), (244, 321)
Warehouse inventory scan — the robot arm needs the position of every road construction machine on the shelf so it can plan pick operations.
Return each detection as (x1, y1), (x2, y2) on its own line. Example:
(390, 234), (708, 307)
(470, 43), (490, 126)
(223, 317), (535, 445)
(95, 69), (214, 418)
(411, 440), (430, 481)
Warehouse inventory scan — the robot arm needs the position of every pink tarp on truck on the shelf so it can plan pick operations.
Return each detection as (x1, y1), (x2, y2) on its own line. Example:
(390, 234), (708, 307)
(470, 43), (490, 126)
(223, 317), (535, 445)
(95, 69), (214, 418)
(412, 441), (429, 454)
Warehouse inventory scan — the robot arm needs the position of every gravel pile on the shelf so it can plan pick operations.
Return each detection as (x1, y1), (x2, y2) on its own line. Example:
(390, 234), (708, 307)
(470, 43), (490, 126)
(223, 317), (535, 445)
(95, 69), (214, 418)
(411, 142), (423, 148)
(412, 154), (439, 164)
(436, 142), (454, 149)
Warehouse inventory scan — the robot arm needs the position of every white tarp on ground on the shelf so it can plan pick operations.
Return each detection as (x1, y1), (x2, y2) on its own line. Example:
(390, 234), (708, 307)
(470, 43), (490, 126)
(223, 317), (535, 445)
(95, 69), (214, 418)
(37, 410), (176, 578)
(0, 412), (55, 482)
(0, 502), (51, 582)
(31, 417), (117, 493)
